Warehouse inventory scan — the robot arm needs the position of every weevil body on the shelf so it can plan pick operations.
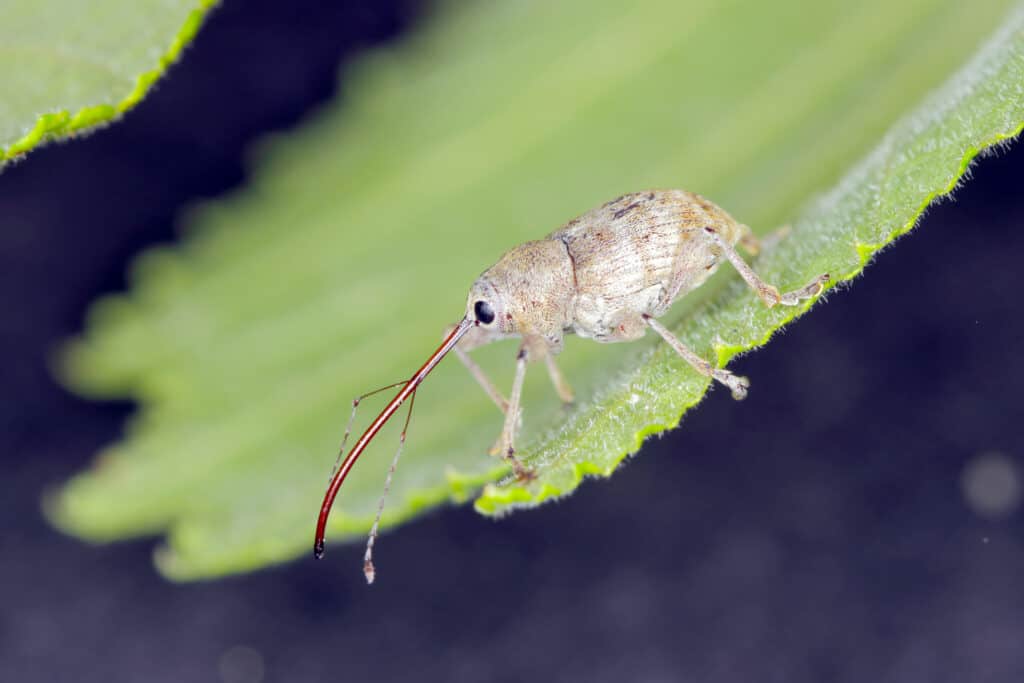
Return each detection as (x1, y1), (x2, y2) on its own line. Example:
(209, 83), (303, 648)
(315, 190), (829, 580)
(466, 190), (746, 349)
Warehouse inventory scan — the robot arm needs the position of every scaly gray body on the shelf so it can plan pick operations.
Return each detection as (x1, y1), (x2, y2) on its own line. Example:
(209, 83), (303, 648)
(462, 190), (743, 351)
(455, 188), (827, 479)
(553, 190), (741, 342)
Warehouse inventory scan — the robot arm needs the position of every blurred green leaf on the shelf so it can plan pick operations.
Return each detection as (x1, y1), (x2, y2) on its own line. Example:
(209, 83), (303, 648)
(0, 0), (215, 166)
(48, 0), (1023, 579)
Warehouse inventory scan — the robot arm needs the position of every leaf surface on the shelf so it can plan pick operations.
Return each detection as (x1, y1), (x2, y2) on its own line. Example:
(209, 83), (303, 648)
(49, 0), (1024, 579)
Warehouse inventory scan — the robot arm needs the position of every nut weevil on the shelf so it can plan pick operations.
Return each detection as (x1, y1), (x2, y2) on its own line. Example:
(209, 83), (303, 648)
(314, 189), (829, 582)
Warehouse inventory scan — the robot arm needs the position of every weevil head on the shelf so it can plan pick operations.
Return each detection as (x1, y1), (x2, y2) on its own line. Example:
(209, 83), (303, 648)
(465, 239), (575, 345)
(466, 275), (511, 333)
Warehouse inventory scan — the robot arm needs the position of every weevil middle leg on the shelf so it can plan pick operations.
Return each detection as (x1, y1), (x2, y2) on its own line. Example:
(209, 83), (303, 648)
(543, 352), (575, 404)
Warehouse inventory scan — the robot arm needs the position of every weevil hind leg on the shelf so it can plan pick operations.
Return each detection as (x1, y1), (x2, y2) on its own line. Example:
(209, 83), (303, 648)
(737, 224), (763, 256)
(705, 226), (829, 308)
(737, 223), (791, 256)
(775, 273), (831, 306)
(643, 314), (750, 400)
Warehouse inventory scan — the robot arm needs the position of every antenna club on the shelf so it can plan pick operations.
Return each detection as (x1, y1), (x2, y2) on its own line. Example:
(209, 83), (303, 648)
(363, 560), (376, 584)
(313, 539), (325, 559)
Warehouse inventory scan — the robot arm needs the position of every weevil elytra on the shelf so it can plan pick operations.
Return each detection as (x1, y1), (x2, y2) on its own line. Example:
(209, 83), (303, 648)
(315, 189), (829, 581)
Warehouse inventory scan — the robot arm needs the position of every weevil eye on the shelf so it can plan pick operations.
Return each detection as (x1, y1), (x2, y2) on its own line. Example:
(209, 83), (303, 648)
(474, 300), (495, 325)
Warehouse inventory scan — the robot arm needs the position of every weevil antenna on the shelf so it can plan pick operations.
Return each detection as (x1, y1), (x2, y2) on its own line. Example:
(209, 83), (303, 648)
(329, 381), (409, 483)
(362, 388), (416, 584)
(314, 317), (474, 562)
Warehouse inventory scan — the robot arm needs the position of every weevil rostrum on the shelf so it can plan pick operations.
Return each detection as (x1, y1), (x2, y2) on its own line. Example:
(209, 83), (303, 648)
(315, 189), (829, 581)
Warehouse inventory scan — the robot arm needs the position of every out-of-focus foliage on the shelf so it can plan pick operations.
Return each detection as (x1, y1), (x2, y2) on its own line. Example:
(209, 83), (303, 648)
(49, 0), (1023, 579)
(0, 0), (215, 166)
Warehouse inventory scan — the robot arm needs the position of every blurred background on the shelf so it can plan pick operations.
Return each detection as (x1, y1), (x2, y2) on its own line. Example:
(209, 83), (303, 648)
(2, 1), (1022, 681)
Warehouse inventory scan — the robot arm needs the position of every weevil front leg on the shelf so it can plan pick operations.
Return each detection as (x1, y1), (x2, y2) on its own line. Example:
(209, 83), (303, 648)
(445, 323), (509, 414)
(705, 226), (829, 307)
(458, 345), (574, 414)
(643, 314), (750, 400)
(448, 324), (575, 415)
(485, 346), (572, 458)
(496, 343), (536, 481)
(455, 346), (509, 414)
(448, 321), (574, 417)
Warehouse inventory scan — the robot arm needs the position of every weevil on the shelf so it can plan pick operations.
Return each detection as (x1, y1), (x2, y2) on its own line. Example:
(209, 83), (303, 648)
(314, 189), (829, 581)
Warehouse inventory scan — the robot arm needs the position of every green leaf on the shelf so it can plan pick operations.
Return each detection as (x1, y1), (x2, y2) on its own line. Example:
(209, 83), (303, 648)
(48, 0), (1024, 580)
(0, 0), (216, 166)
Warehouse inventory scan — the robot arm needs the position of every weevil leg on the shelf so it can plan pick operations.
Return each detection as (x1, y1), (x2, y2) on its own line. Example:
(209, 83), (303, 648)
(445, 323), (509, 415)
(643, 314), (750, 400)
(452, 336), (571, 415)
(737, 224), (762, 256)
(454, 346), (509, 414)
(543, 353), (575, 404)
(494, 344), (536, 481)
(737, 223), (791, 256)
(704, 227), (829, 308)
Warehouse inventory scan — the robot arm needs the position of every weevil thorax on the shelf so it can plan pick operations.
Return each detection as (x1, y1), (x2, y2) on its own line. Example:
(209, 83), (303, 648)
(466, 238), (575, 347)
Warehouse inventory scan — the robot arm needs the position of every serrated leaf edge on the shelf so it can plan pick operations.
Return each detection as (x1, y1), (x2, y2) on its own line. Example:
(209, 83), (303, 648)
(0, 0), (218, 165)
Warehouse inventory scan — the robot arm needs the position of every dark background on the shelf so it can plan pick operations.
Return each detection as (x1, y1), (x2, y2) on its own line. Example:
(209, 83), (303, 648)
(2, 2), (1022, 681)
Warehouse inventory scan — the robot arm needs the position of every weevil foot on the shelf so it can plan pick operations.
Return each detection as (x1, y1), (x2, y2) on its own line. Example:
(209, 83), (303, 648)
(504, 447), (537, 482)
(730, 379), (750, 401)
(515, 467), (538, 483)
(713, 370), (749, 401)
(760, 284), (783, 308)
(778, 273), (830, 306)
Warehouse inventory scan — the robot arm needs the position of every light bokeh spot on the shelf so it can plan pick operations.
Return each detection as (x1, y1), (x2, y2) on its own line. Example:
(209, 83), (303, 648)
(218, 645), (264, 683)
(961, 451), (1021, 520)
